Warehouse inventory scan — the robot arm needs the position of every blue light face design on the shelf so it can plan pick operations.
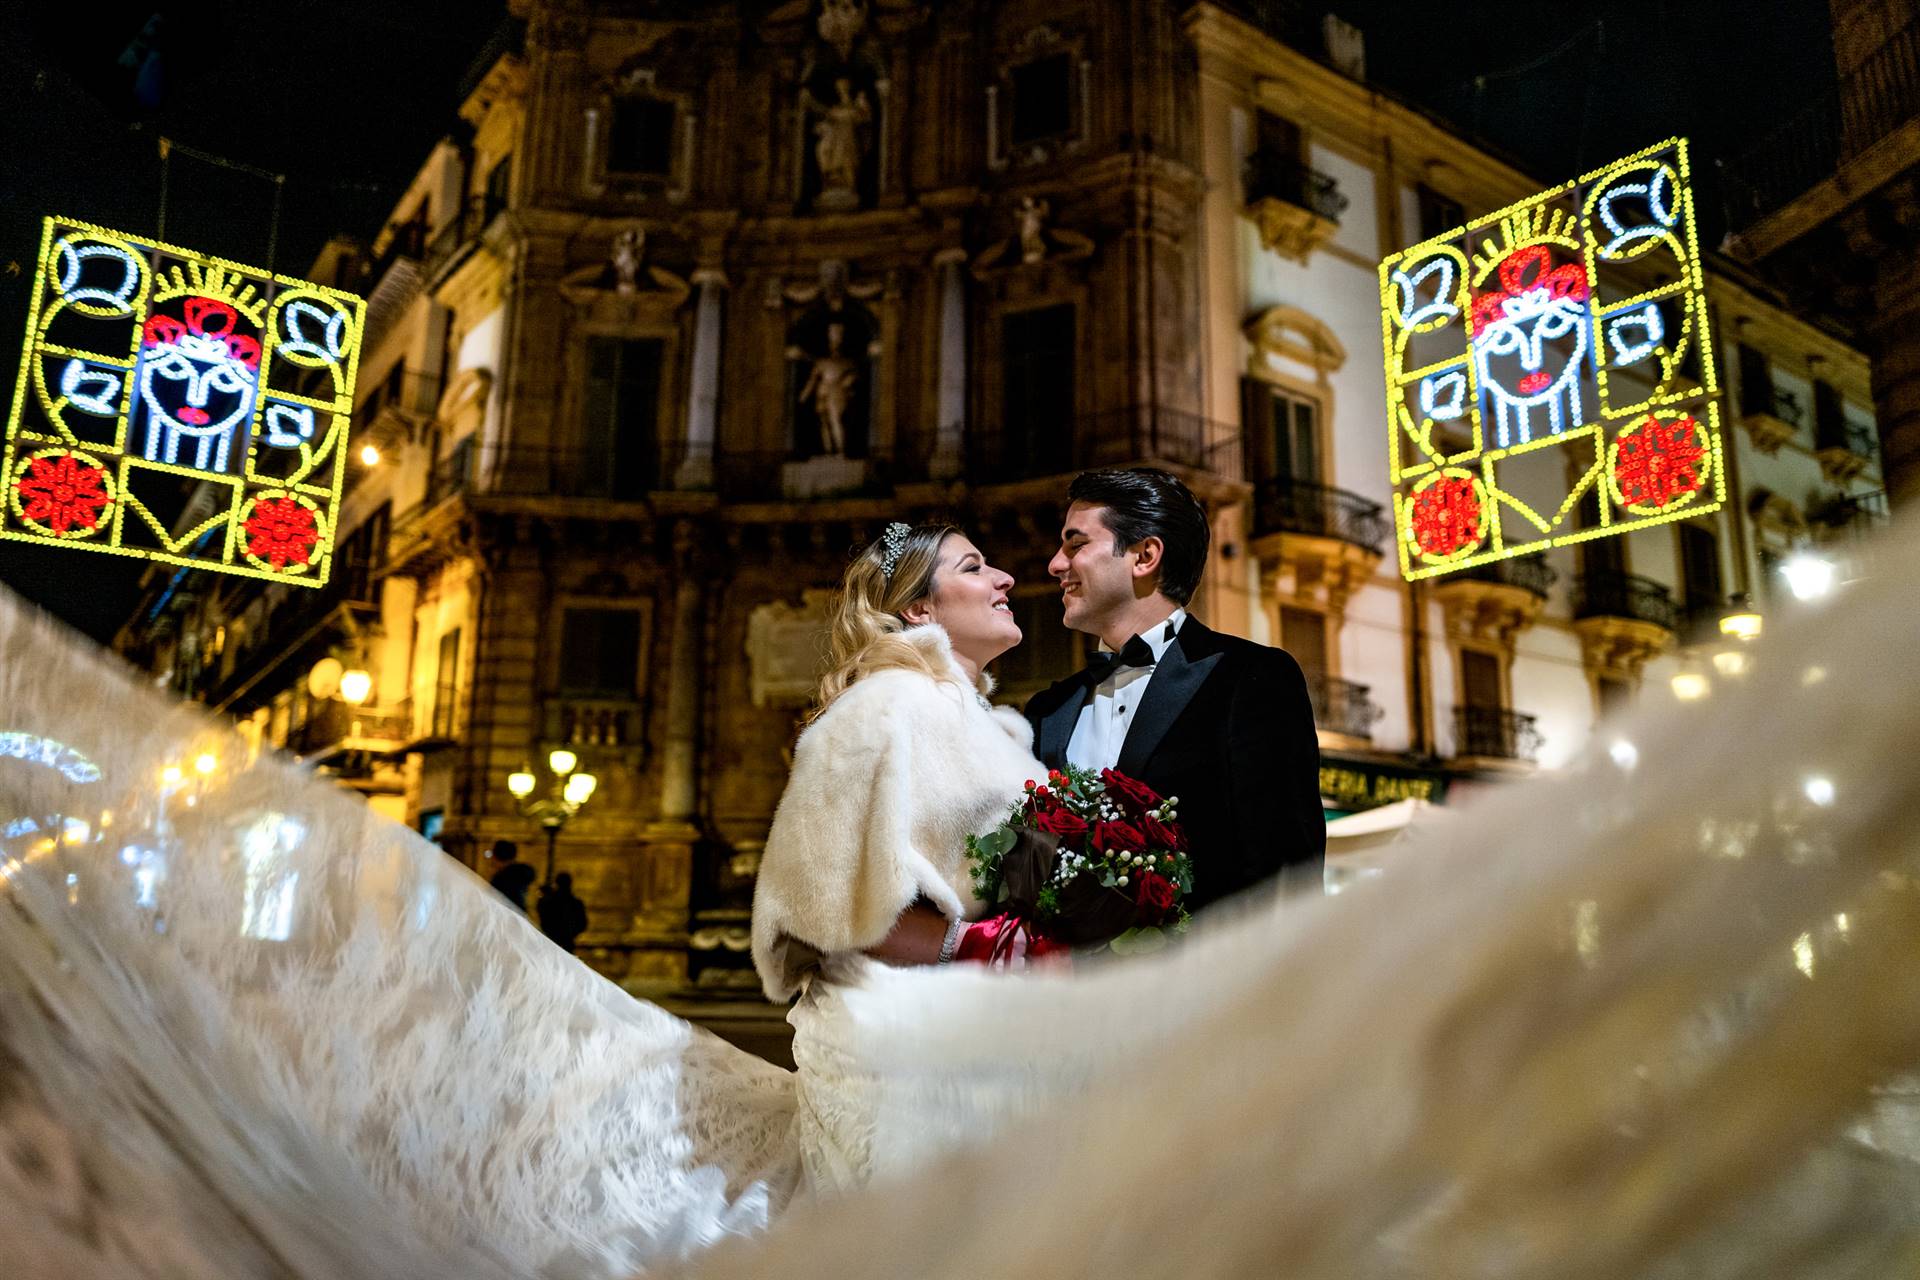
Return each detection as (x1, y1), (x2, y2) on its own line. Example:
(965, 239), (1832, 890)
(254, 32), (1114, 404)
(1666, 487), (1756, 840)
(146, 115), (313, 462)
(133, 296), (262, 474)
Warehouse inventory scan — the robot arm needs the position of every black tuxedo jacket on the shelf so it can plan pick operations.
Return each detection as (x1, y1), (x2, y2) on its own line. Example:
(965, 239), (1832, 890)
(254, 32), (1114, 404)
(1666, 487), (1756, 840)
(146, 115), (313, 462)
(1023, 617), (1324, 912)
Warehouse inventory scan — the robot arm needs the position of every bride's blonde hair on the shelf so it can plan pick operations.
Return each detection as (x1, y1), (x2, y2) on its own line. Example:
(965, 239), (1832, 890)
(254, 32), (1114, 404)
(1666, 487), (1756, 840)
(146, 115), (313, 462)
(808, 522), (976, 722)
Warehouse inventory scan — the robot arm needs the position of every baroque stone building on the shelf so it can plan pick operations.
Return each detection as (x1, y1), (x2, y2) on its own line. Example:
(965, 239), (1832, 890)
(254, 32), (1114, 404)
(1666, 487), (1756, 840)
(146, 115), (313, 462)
(116, 1), (1887, 999)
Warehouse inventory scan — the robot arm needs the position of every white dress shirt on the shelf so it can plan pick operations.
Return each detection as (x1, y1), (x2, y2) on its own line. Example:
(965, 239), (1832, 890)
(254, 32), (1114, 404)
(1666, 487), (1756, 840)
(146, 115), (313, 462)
(1065, 608), (1187, 773)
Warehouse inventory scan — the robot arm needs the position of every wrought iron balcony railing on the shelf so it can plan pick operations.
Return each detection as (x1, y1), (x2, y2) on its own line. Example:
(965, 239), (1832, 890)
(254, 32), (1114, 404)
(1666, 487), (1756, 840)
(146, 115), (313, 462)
(1721, 17), (1920, 231)
(1453, 705), (1544, 763)
(1251, 476), (1391, 555)
(1242, 150), (1350, 223)
(1306, 673), (1384, 741)
(1574, 571), (1681, 631)
(423, 194), (505, 283)
(1815, 416), (1879, 461)
(1457, 554), (1557, 597)
(289, 700), (412, 762)
(1809, 488), (1891, 539)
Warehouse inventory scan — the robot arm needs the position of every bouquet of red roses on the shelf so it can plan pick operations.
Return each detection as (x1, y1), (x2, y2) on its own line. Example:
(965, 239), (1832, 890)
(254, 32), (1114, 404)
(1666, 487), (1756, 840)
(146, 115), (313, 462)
(965, 764), (1193, 955)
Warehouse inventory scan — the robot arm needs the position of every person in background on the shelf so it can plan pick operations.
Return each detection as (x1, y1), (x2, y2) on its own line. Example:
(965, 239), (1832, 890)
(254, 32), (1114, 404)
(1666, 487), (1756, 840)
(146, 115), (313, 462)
(537, 872), (589, 954)
(487, 839), (536, 914)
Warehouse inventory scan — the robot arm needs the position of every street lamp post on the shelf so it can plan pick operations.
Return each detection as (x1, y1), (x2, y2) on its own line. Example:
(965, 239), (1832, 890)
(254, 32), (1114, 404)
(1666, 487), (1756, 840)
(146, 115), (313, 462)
(507, 748), (598, 886)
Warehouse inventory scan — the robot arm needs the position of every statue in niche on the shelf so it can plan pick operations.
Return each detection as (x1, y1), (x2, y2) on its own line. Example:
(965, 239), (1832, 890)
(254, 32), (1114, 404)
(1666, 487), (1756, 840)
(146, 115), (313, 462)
(805, 76), (873, 210)
(780, 260), (882, 462)
(1018, 196), (1051, 264)
(799, 322), (859, 455)
(611, 227), (645, 295)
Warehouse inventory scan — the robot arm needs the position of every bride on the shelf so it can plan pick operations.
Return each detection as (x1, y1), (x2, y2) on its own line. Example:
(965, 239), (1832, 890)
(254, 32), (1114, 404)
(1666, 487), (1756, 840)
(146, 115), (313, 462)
(752, 520), (1069, 1191)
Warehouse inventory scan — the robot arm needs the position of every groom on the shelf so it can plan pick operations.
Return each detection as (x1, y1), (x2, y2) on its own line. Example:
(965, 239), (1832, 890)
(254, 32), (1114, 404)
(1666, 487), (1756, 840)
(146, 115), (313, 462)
(1024, 467), (1324, 910)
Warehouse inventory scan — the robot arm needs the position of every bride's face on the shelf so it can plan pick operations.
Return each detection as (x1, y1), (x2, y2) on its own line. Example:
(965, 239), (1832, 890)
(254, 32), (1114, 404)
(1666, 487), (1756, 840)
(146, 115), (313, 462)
(905, 535), (1021, 665)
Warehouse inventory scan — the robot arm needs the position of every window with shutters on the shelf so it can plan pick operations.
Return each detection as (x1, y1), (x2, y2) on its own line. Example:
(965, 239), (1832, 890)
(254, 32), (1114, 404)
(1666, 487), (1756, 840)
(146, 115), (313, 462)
(1010, 53), (1073, 147)
(999, 304), (1076, 479)
(1461, 648), (1503, 711)
(559, 608), (642, 697)
(608, 97), (676, 177)
(431, 628), (462, 738)
(1279, 606), (1328, 679)
(582, 337), (663, 498)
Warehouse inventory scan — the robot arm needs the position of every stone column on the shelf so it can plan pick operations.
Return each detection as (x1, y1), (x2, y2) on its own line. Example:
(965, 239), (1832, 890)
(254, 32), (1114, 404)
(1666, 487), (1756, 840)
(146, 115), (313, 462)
(675, 269), (727, 490)
(634, 520), (705, 979)
(931, 248), (968, 481)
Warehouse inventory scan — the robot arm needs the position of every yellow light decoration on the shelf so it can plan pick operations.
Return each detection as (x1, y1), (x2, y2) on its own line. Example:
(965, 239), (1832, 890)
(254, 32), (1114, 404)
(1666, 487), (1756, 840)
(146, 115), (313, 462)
(1378, 139), (1725, 581)
(2, 215), (365, 587)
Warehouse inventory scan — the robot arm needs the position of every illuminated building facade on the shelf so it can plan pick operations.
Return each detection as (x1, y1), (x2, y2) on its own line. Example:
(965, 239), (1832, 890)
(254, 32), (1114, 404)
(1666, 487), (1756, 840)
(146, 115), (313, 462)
(115, 2), (1888, 1011)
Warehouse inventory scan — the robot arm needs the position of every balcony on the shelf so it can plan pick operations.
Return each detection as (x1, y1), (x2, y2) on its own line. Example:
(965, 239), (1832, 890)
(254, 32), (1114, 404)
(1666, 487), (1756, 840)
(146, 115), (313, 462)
(1307, 673), (1384, 743)
(1809, 488), (1890, 544)
(290, 699), (412, 764)
(1814, 415), (1879, 485)
(1737, 387), (1803, 455)
(356, 368), (442, 450)
(544, 697), (643, 751)
(1453, 706), (1544, 764)
(1574, 571), (1680, 631)
(423, 194), (504, 287)
(1249, 476), (1388, 616)
(1722, 17), (1920, 239)
(362, 220), (429, 349)
(1251, 476), (1389, 552)
(1573, 571), (1678, 678)
(1433, 554), (1555, 649)
(1242, 149), (1348, 261)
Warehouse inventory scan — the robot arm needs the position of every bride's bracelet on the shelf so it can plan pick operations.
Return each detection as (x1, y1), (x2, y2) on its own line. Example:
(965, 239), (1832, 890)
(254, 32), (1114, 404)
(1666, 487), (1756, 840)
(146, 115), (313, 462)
(937, 916), (967, 965)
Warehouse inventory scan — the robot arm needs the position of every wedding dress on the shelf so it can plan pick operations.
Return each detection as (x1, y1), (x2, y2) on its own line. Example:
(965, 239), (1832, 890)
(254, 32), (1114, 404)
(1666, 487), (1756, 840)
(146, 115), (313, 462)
(4, 521), (1920, 1279)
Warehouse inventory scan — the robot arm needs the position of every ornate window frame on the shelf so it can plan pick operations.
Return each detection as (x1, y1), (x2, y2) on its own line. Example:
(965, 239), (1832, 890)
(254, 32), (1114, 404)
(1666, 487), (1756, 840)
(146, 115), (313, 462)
(584, 66), (698, 203)
(988, 25), (1092, 171)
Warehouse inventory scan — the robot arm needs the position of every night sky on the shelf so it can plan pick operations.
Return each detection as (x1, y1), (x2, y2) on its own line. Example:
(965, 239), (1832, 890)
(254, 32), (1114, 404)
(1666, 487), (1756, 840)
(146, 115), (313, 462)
(0, 0), (1833, 642)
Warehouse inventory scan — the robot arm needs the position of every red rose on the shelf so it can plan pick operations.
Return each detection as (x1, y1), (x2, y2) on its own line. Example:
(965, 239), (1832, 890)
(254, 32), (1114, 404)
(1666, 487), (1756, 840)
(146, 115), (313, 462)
(1100, 769), (1164, 817)
(1140, 814), (1185, 852)
(1034, 808), (1090, 843)
(1093, 819), (1146, 856)
(1134, 871), (1177, 917)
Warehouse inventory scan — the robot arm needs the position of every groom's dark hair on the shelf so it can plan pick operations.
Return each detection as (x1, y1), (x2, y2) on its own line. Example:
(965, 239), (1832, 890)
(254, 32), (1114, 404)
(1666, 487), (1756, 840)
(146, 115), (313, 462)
(1066, 467), (1210, 605)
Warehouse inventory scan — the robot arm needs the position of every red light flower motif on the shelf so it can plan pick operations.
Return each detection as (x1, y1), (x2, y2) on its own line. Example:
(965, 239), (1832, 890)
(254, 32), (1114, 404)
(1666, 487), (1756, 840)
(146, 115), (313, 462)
(243, 496), (319, 569)
(13, 452), (111, 535)
(1410, 475), (1483, 558)
(1613, 414), (1706, 510)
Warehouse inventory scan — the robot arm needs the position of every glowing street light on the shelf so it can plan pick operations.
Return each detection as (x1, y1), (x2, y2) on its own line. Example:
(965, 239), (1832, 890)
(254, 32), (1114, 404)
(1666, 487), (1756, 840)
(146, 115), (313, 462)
(359, 443), (381, 466)
(338, 669), (373, 705)
(1781, 553), (1837, 601)
(508, 752), (599, 885)
(1719, 593), (1763, 642)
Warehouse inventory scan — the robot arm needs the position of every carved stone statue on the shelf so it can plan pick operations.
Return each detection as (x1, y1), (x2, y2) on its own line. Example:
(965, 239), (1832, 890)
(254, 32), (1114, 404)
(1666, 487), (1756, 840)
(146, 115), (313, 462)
(799, 322), (858, 455)
(812, 77), (872, 201)
(1018, 196), (1051, 264)
(611, 228), (645, 295)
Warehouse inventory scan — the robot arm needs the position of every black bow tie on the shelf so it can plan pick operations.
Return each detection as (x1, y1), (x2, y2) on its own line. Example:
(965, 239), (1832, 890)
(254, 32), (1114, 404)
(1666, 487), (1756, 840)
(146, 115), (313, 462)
(1087, 634), (1157, 682)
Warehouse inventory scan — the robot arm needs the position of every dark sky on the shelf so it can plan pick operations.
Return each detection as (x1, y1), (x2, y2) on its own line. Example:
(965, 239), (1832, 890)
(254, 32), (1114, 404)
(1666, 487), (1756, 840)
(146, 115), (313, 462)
(0, 0), (1835, 642)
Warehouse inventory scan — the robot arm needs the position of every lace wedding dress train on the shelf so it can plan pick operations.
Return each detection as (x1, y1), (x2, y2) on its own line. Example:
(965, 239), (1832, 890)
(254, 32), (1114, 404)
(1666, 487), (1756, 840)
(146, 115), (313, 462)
(7, 522), (1920, 1280)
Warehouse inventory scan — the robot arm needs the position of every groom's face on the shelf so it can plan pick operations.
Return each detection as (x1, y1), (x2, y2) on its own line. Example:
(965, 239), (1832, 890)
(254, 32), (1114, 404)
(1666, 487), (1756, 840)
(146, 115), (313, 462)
(1051, 502), (1134, 635)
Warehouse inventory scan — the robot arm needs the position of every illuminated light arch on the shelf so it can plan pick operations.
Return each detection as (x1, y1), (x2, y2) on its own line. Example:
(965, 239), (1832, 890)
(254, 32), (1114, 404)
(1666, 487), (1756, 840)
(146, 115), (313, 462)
(1, 215), (364, 587)
(1378, 138), (1725, 582)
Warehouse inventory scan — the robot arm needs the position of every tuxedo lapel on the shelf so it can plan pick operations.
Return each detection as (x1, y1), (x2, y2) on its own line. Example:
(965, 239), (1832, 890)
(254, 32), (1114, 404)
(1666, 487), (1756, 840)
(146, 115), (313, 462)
(1036, 681), (1090, 769)
(1116, 624), (1222, 778)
